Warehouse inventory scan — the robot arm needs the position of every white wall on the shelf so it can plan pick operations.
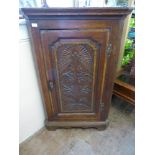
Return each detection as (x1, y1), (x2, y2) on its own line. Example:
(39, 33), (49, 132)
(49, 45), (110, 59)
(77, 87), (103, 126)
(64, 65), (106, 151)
(46, 0), (74, 7)
(19, 20), (46, 144)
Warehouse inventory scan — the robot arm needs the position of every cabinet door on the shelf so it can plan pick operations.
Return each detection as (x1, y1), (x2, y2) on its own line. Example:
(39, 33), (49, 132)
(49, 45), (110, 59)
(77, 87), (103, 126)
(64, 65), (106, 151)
(40, 29), (110, 121)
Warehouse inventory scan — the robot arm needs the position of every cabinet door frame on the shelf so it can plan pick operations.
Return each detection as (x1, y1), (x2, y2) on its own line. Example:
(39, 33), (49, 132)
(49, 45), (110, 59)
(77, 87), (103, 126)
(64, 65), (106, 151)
(40, 29), (111, 121)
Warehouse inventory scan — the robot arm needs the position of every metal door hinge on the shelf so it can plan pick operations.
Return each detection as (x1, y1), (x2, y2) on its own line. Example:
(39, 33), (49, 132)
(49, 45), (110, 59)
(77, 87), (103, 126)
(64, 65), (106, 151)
(48, 80), (54, 91)
(106, 43), (112, 58)
(100, 102), (104, 112)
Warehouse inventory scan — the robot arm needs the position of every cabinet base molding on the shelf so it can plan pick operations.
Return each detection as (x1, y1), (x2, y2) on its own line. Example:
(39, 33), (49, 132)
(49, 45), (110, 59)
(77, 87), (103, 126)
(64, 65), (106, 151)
(45, 119), (109, 130)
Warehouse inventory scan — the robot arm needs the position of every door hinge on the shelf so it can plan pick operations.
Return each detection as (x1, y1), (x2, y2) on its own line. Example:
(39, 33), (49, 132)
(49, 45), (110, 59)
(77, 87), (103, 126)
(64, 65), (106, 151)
(48, 80), (54, 91)
(100, 102), (104, 112)
(106, 43), (112, 58)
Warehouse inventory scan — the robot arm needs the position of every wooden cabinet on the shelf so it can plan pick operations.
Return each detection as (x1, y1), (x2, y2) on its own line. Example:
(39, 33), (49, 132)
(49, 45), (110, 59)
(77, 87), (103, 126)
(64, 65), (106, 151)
(22, 8), (132, 130)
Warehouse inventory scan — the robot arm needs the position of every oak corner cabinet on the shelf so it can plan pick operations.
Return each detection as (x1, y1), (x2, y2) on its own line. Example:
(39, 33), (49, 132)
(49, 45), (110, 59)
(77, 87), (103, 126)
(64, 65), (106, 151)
(22, 7), (133, 130)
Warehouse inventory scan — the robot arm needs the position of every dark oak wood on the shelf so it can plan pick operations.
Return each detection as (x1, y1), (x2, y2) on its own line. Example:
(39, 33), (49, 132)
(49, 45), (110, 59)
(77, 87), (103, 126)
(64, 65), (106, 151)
(45, 120), (109, 130)
(21, 8), (133, 130)
(22, 7), (133, 19)
(113, 79), (135, 105)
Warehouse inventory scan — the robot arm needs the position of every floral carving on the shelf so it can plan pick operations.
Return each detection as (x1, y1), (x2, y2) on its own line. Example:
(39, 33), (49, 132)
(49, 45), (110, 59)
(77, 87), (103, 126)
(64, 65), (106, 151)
(52, 39), (99, 112)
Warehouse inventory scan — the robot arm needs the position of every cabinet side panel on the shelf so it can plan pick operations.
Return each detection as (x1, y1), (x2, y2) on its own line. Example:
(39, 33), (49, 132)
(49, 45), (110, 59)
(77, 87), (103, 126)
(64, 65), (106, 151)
(26, 20), (54, 120)
(102, 19), (125, 119)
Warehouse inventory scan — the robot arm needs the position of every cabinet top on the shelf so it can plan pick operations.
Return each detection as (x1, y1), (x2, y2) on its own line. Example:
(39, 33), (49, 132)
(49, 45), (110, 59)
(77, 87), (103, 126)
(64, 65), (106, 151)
(21, 7), (133, 20)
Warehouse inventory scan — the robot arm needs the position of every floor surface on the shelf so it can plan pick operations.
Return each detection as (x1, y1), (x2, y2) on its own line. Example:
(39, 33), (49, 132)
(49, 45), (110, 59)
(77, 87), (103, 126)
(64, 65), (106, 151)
(20, 98), (135, 155)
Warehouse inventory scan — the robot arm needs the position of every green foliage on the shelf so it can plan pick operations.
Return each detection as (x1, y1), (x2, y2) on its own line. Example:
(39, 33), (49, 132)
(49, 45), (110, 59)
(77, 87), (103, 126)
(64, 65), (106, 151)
(122, 49), (134, 66)
(125, 39), (133, 49)
(129, 18), (135, 28)
(121, 17), (135, 67)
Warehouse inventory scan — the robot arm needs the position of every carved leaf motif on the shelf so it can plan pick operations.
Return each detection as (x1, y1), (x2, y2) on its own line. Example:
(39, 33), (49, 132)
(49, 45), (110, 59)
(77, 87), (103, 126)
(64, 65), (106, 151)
(62, 71), (74, 82)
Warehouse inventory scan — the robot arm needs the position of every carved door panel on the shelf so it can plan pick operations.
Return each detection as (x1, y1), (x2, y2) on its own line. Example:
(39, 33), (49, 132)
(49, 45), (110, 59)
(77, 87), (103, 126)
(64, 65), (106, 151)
(41, 29), (110, 121)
